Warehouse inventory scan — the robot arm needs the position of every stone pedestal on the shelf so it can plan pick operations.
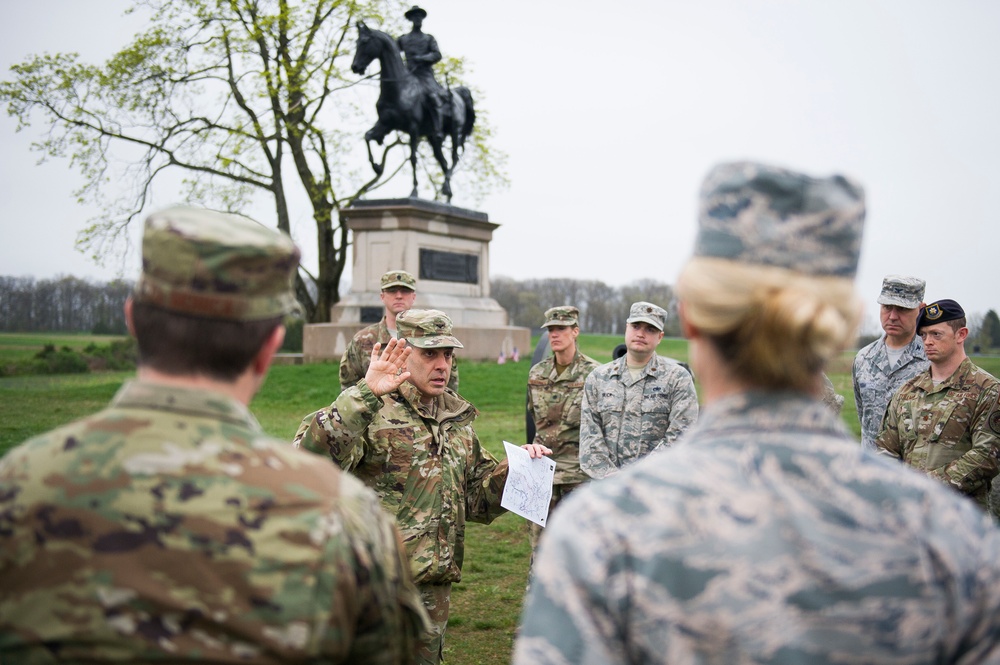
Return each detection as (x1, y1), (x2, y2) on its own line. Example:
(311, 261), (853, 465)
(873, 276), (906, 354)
(303, 198), (530, 363)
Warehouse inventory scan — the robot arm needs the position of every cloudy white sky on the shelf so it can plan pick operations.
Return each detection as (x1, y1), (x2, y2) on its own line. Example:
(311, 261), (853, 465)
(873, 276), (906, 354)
(3, 1), (999, 334)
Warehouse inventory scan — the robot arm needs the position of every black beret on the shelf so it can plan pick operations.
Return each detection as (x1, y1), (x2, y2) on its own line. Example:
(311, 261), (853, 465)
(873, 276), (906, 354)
(917, 299), (965, 329)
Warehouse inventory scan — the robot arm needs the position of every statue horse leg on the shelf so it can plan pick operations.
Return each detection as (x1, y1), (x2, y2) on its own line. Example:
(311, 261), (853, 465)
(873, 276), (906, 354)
(364, 123), (390, 176)
(409, 132), (420, 198)
(429, 135), (453, 202)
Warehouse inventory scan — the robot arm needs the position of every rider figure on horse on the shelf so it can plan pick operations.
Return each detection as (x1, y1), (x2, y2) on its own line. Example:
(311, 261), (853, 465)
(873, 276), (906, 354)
(397, 6), (448, 143)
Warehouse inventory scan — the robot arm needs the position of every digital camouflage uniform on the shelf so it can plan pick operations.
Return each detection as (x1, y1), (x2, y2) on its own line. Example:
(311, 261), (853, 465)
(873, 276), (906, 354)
(339, 317), (459, 392)
(1, 382), (426, 664)
(0, 206), (427, 664)
(853, 334), (928, 450)
(580, 354), (699, 479)
(514, 393), (1000, 664)
(526, 346), (600, 551)
(876, 357), (1000, 511)
(294, 309), (507, 664)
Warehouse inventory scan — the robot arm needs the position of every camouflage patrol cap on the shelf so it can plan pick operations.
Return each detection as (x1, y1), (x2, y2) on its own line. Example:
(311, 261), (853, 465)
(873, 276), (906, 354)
(695, 161), (865, 277)
(396, 309), (464, 348)
(626, 301), (667, 332)
(133, 206), (301, 321)
(877, 274), (925, 309)
(381, 270), (416, 291)
(917, 299), (965, 329)
(542, 306), (580, 328)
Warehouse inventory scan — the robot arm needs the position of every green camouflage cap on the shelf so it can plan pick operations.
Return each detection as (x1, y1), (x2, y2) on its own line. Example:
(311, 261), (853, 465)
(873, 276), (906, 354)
(626, 301), (667, 331)
(396, 308), (464, 348)
(541, 306), (579, 328)
(695, 162), (865, 277)
(133, 206), (301, 321)
(381, 270), (416, 291)
(877, 274), (925, 309)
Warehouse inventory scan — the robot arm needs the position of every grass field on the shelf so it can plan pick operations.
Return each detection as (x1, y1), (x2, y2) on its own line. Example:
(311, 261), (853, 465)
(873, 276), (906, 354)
(2, 331), (999, 663)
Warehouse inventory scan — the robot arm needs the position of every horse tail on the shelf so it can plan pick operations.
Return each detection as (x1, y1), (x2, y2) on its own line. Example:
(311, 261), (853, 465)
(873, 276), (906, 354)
(457, 86), (475, 148)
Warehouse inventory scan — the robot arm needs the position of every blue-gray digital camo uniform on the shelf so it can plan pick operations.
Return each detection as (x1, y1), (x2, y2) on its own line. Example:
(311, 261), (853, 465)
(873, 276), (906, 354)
(852, 333), (928, 451)
(514, 392), (1000, 664)
(579, 355), (698, 479)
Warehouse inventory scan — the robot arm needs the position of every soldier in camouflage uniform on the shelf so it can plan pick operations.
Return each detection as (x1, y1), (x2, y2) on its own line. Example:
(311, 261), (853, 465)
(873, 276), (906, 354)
(526, 306), (600, 556)
(580, 301), (698, 479)
(514, 162), (1000, 664)
(876, 298), (1000, 514)
(852, 274), (929, 450)
(294, 309), (551, 665)
(0, 207), (428, 663)
(339, 269), (458, 392)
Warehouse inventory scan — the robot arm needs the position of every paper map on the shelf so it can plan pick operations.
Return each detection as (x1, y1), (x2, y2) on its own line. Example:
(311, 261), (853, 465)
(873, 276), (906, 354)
(501, 440), (555, 527)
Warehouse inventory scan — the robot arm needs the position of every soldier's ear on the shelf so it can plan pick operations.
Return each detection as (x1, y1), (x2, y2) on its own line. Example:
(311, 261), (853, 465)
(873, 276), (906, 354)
(124, 298), (136, 338)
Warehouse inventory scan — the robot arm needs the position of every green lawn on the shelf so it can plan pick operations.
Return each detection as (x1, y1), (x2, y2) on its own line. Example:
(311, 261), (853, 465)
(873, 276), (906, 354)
(2, 332), (999, 663)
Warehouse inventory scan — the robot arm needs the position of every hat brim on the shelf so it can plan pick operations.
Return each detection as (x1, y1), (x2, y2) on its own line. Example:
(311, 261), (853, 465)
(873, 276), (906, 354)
(626, 316), (664, 331)
(876, 295), (920, 309)
(541, 320), (578, 328)
(406, 336), (464, 349)
(382, 282), (415, 291)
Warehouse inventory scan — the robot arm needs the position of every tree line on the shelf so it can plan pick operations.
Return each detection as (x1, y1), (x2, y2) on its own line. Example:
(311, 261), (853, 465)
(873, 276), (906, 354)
(0, 276), (131, 334)
(491, 277), (681, 337)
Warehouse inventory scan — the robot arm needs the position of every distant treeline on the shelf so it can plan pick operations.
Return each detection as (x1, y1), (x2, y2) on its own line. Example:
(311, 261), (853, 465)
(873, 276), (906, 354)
(0, 276), (132, 334)
(491, 276), (681, 336)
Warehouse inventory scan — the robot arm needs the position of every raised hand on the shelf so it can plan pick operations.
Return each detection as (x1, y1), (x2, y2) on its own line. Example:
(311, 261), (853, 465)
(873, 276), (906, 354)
(364, 337), (412, 397)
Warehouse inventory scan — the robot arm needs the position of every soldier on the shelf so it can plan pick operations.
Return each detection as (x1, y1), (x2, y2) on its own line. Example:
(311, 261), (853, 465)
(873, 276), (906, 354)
(525, 306), (600, 557)
(852, 274), (929, 450)
(294, 309), (551, 665)
(580, 301), (698, 479)
(514, 162), (1000, 664)
(0, 207), (427, 663)
(876, 298), (1000, 513)
(339, 269), (458, 392)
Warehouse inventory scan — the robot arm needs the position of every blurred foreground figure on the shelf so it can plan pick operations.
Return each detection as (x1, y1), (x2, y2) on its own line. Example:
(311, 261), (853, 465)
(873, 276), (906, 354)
(0, 207), (426, 663)
(514, 162), (1000, 664)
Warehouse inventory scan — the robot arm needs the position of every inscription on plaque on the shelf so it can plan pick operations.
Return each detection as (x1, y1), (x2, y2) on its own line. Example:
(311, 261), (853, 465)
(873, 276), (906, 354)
(419, 248), (479, 284)
(360, 306), (384, 323)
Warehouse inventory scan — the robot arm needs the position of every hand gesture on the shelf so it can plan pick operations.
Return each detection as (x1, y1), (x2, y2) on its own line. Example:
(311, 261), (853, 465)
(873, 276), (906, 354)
(364, 338), (412, 397)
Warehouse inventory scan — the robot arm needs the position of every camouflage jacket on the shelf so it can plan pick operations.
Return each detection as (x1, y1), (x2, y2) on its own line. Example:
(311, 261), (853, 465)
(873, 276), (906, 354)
(340, 317), (459, 392)
(875, 358), (1000, 509)
(0, 380), (427, 664)
(580, 355), (699, 479)
(514, 392), (1000, 664)
(852, 334), (928, 450)
(527, 349), (601, 486)
(293, 381), (507, 585)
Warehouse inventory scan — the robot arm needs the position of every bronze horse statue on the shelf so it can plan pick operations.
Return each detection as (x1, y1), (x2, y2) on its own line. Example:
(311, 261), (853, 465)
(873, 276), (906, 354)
(351, 22), (475, 202)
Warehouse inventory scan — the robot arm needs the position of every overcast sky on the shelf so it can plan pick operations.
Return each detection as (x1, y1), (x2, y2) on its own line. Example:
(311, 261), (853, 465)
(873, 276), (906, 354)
(3, 1), (999, 334)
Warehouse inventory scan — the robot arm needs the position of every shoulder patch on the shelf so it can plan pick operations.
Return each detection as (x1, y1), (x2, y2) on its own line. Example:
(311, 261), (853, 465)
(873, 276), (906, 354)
(989, 407), (1000, 436)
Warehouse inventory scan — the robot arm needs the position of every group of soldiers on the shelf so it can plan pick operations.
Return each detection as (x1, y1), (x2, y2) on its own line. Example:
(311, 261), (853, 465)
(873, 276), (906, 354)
(853, 276), (1000, 517)
(2, 160), (1000, 663)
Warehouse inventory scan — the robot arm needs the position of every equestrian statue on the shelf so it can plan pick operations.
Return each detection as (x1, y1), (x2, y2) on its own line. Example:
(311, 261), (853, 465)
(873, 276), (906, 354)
(351, 6), (475, 202)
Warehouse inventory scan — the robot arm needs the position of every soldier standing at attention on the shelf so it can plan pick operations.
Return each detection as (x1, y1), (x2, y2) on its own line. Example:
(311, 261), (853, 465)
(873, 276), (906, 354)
(852, 274), (928, 451)
(580, 301), (698, 479)
(526, 306), (600, 558)
(876, 298), (1000, 514)
(0, 207), (427, 663)
(514, 162), (1000, 664)
(294, 309), (551, 665)
(339, 269), (458, 392)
